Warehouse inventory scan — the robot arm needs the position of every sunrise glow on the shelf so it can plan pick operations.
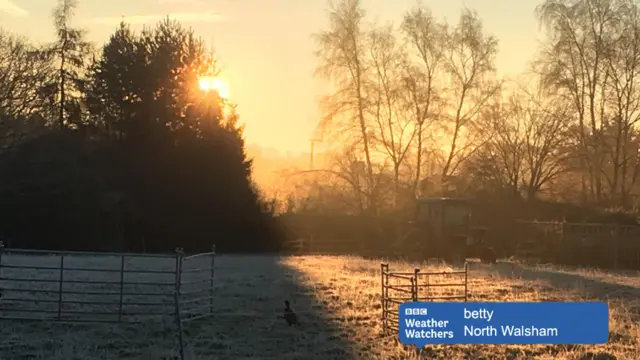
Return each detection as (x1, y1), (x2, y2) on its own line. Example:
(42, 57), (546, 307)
(198, 76), (230, 99)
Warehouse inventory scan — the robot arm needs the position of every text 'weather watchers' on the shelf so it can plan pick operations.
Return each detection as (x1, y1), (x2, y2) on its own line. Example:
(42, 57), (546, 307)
(398, 302), (609, 346)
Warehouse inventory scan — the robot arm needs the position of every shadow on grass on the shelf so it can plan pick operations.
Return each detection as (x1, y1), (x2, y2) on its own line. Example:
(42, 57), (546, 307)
(0, 254), (357, 360)
(480, 261), (640, 302)
(181, 255), (358, 360)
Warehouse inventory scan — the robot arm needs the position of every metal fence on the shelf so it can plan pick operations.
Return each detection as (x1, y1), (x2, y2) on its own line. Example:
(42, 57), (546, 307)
(173, 247), (217, 360)
(176, 249), (216, 323)
(0, 242), (216, 326)
(380, 263), (468, 334)
(516, 220), (640, 268)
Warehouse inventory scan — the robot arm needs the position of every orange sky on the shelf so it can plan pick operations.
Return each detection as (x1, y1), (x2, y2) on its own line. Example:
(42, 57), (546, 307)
(1, 0), (545, 157)
(1, 0), (550, 191)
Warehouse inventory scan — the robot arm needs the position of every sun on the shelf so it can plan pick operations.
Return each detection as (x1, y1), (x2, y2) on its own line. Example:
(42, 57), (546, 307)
(198, 76), (230, 99)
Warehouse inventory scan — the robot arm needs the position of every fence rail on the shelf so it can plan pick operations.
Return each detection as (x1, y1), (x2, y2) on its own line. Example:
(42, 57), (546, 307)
(0, 243), (215, 324)
(0, 242), (217, 360)
(380, 263), (468, 334)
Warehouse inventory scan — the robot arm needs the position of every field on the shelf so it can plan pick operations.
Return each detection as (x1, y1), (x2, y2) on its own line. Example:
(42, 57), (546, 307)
(0, 255), (639, 359)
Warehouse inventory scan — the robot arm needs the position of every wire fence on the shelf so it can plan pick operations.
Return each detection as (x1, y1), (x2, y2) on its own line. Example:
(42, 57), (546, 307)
(0, 242), (217, 359)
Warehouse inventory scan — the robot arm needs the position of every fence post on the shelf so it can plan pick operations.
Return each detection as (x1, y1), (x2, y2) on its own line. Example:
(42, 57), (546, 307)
(464, 262), (468, 302)
(410, 277), (416, 302)
(57, 254), (65, 320)
(174, 247), (185, 360)
(413, 268), (420, 301)
(118, 254), (126, 322)
(380, 263), (387, 331)
(425, 274), (430, 301)
(560, 222), (567, 263)
(613, 225), (620, 269)
(380, 264), (384, 318)
(210, 244), (215, 314)
(0, 241), (4, 280)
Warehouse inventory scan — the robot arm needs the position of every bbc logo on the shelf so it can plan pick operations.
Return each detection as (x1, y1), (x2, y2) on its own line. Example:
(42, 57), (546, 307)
(405, 308), (428, 315)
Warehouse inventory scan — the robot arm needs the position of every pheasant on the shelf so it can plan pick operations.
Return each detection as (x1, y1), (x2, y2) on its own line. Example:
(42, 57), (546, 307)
(283, 300), (299, 326)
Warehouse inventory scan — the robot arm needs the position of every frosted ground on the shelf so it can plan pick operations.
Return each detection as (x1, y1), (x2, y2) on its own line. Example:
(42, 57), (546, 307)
(0, 254), (639, 359)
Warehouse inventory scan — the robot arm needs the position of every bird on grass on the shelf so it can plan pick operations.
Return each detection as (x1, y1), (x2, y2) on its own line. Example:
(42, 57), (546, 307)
(283, 300), (299, 326)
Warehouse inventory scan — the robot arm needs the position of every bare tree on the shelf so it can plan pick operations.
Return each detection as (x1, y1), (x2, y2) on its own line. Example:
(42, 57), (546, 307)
(601, 1), (640, 205)
(518, 88), (572, 199)
(463, 83), (571, 200)
(0, 30), (51, 153)
(0, 30), (50, 118)
(367, 23), (415, 207)
(478, 95), (525, 196)
(314, 0), (379, 213)
(535, 0), (621, 203)
(536, 0), (640, 207)
(440, 9), (500, 186)
(401, 5), (446, 197)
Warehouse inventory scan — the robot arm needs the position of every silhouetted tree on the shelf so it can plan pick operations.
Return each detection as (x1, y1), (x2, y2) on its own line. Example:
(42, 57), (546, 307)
(44, 0), (93, 129)
(82, 19), (279, 252)
(0, 30), (51, 153)
(0, 16), (283, 253)
(83, 22), (139, 140)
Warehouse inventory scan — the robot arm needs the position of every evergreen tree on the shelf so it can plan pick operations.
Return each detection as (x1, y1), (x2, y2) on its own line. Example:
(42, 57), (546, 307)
(83, 18), (280, 252)
(46, 0), (93, 129)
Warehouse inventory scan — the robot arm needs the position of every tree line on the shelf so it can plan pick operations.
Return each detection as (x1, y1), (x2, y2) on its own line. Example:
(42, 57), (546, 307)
(279, 0), (640, 221)
(0, 0), (282, 252)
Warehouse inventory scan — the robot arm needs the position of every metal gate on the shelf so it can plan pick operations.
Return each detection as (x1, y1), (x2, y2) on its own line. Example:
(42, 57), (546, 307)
(380, 263), (468, 334)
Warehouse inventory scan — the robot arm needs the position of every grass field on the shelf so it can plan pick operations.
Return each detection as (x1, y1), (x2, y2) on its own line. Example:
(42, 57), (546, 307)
(0, 254), (639, 359)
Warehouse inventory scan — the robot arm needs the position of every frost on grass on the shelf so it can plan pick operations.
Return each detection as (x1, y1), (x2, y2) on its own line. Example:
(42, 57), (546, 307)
(1, 254), (639, 359)
(281, 256), (640, 360)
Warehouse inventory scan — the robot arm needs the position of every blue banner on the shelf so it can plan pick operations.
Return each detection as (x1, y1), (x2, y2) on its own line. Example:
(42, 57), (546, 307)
(398, 302), (609, 346)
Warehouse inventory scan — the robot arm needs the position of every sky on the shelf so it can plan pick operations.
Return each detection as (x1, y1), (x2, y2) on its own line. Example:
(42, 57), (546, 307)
(0, 0), (545, 159)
